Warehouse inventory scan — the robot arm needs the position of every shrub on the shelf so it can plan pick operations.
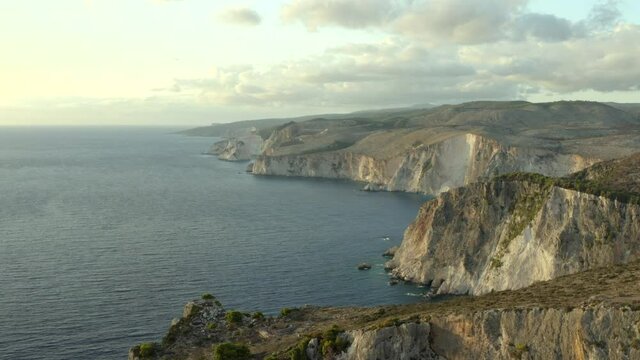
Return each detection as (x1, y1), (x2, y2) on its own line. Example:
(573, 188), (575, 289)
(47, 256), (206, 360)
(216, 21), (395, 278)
(280, 307), (293, 317)
(252, 312), (265, 320)
(490, 257), (504, 269)
(202, 293), (215, 300)
(289, 337), (311, 360)
(139, 342), (157, 358)
(206, 322), (217, 330)
(509, 343), (529, 359)
(378, 318), (401, 329)
(213, 342), (251, 360)
(225, 310), (244, 324)
(264, 353), (279, 360)
(320, 325), (349, 356)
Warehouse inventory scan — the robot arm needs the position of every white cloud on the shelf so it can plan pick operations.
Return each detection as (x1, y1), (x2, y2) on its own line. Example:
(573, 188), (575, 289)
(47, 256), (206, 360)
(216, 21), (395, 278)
(217, 6), (262, 26)
(160, 15), (640, 110)
(393, 0), (527, 44)
(281, 0), (401, 30)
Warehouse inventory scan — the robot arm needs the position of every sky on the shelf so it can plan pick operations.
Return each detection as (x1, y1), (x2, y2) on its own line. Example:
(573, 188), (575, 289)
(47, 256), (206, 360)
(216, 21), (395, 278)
(0, 0), (639, 125)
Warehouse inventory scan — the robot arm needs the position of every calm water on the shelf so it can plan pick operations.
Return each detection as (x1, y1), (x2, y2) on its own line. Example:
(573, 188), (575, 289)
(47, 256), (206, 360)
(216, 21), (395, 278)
(0, 127), (428, 360)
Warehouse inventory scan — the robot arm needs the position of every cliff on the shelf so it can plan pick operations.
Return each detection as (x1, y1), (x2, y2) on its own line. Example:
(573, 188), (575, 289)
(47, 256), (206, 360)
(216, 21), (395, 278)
(386, 154), (640, 295)
(206, 135), (263, 161)
(130, 260), (640, 359)
(250, 101), (640, 194)
(253, 132), (595, 194)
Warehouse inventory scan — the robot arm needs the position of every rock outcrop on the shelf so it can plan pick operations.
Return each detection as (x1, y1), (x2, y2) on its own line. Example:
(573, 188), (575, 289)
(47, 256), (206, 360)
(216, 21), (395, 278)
(339, 323), (441, 360)
(386, 171), (640, 295)
(206, 135), (263, 161)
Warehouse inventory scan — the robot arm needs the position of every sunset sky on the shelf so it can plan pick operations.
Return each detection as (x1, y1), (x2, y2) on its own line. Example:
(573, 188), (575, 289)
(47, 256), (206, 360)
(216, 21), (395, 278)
(1, 0), (639, 125)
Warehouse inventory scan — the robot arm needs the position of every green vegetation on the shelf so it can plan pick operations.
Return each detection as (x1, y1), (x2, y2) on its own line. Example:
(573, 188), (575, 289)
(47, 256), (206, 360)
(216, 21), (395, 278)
(138, 342), (157, 358)
(206, 322), (217, 330)
(280, 307), (293, 317)
(212, 342), (251, 360)
(285, 326), (349, 360)
(490, 176), (554, 265)
(225, 310), (244, 324)
(320, 325), (350, 357)
(288, 336), (311, 360)
(252, 312), (265, 320)
(202, 293), (215, 300)
(377, 317), (401, 329)
(508, 343), (529, 359)
(490, 257), (504, 269)
(497, 172), (640, 205)
(504, 181), (553, 243)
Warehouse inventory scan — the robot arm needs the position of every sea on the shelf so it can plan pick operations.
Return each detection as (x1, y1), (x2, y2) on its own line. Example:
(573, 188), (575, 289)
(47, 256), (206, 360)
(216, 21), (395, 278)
(0, 127), (429, 359)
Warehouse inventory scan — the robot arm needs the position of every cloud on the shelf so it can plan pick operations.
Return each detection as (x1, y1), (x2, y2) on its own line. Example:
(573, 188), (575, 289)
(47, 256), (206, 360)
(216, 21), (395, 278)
(217, 6), (262, 26)
(281, 0), (401, 30)
(281, 0), (628, 44)
(159, 16), (640, 110)
(588, 0), (622, 30)
(393, 0), (527, 44)
(468, 24), (640, 93)
(510, 13), (574, 42)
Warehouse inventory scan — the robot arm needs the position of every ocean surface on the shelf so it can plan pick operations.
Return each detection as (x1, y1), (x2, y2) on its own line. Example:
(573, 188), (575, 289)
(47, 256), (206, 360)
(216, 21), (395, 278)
(0, 127), (429, 360)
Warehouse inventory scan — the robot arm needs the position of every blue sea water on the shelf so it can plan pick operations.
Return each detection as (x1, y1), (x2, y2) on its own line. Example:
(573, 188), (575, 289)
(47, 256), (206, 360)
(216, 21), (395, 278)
(0, 127), (429, 359)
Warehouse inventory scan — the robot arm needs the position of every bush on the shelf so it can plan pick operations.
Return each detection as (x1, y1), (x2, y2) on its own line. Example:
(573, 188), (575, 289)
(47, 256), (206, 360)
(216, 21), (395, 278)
(206, 322), (217, 330)
(225, 310), (244, 324)
(288, 336), (313, 360)
(213, 342), (251, 360)
(252, 312), (265, 320)
(139, 342), (157, 358)
(280, 308), (293, 317)
(202, 293), (215, 300)
(320, 325), (349, 356)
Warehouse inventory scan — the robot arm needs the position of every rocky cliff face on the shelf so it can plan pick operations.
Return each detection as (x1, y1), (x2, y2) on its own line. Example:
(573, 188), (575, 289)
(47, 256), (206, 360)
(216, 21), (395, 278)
(336, 323), (441, 360)
(339, 306), (640, 360)
(253, 133), (595, 195)
(386, 179), (640, 295)
(206, 135), (263, 161)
